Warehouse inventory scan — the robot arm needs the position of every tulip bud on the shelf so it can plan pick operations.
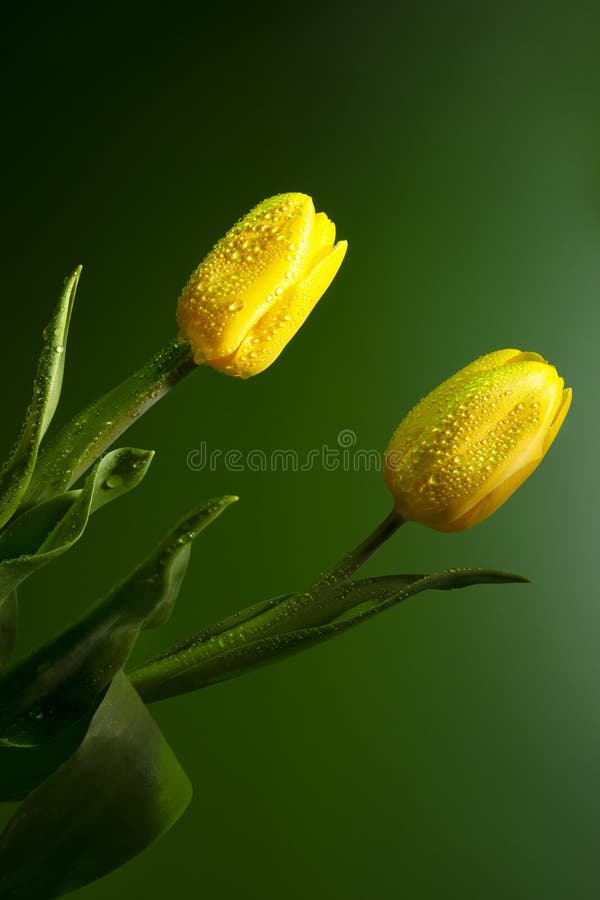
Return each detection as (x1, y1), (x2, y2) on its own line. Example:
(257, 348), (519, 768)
(177, 193), (347, 378)
(383, 349), (572, 532)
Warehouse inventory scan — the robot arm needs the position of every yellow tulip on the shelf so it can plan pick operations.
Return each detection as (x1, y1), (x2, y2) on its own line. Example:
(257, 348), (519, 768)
(177, 193), (347, 378)
(383, 349), (572, 532)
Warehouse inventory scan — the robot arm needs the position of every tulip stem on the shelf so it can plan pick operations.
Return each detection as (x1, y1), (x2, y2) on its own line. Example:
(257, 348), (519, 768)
(21, 339), (196, 509)
(131, 508), (407, 703)
(309, 508), (406, 594)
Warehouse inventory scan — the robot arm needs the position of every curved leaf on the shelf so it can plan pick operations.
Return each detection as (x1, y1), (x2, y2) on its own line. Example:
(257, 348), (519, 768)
(23, 340), (195, 509)
(0, 496), (237, 746)
(0, 715), (93, 803)
(0, 268), (80, 531)
(0, 448), (153, 661)
(132, 569), (528, 702)
(0, 673), (192, 900)
(201, 569), (529, 684)
(128, 575), (431, 691)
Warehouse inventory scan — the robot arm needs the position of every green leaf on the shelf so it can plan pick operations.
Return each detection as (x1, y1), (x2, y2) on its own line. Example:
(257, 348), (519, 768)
(0, 496), (237, 746)
(0, 715), (93, 803)
(0, 448), (153, 667)
(0, 268), (81, 531)
(23, 340), (195, 509)
(131, 569), (528, 702)
(129, 575), (430, 693)
(0, 673), (192, 900)
(0, 448), (152, 672)
(208, 569), (529, 679)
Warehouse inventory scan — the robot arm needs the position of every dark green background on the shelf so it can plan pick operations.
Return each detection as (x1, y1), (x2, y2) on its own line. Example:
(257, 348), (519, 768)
(1, 2), (598, 897)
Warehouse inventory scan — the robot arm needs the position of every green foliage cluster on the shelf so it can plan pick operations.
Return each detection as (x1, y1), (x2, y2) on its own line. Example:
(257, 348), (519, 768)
(0, 271), (525, 898)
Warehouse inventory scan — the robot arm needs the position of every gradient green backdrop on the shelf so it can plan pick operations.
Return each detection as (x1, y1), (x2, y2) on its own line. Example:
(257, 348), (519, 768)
(1, 2), (598, 898)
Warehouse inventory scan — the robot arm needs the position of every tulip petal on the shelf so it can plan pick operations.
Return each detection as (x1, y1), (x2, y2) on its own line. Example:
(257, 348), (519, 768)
(177, 193), (316, 362)
(221, 240), (348, 378)
(543, 387), (572, 454)
(384, 349), (571, 531)
(443, 457), (542, 531)
(306, 212), (336, 265)
(508, 351), (547, 364)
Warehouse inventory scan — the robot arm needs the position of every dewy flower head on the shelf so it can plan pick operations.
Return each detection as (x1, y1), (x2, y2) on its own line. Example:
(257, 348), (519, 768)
(177, 193), (347, 378)
(383, 349), (572, 532)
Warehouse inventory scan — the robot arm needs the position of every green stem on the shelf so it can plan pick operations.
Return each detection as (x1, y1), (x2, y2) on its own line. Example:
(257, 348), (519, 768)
(22, 339), (196, 509)
(310, 508), (405, 591)
(131, 509), (405, 703)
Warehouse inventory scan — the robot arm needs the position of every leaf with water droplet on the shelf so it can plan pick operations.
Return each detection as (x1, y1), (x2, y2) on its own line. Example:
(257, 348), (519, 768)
(0, 267), (81, 531)
(0, 672), (191, 899)
(0, 708), (93, 803)
(0, 448), (153, 670)
(0, 494), (236, 746)
(131, 568), (528, 702)
(23, 339), (195, 508)
(195, 568), (529, 683)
